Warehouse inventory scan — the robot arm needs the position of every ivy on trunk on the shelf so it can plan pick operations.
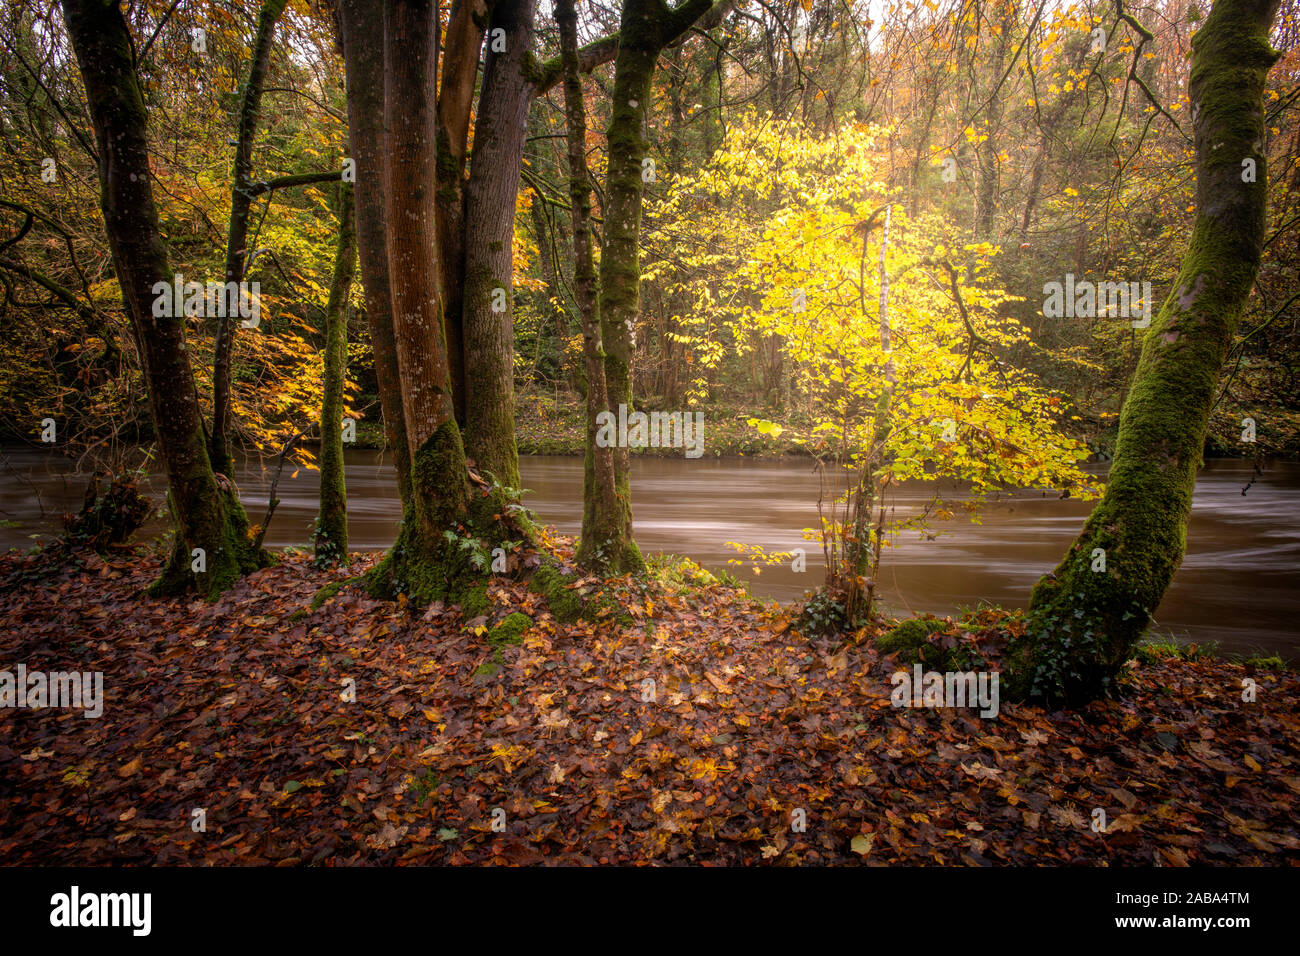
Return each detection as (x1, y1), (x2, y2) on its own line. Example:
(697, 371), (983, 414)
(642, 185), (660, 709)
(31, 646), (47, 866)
(1007, 0), (1283, 705)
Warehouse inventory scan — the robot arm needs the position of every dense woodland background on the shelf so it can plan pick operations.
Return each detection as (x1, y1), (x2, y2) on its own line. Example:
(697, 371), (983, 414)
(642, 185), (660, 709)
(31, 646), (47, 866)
(0, 0), (1296, 704)
(1, 0), (1298, 868)
(3, 0), (1297, 466)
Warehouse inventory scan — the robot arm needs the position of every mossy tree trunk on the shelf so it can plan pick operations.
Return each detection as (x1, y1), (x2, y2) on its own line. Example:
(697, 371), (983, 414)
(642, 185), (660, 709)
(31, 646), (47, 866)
(435, 0), (490, 428)
(583, 0), (719, 574)
(335, 0), (731, 590)
(1007, 0), (1282, 705)
(437, 7), (625, 442)
(461, 0), (535, 491)
(338, 0), (497, 604)
(557, 0), (619, 572)
(211, 0), (289, 477)
(315, 183), (356, 567)
(337, 0), (412, 507)
(378, 0), (472, 598)
(61, 0), (266, 599)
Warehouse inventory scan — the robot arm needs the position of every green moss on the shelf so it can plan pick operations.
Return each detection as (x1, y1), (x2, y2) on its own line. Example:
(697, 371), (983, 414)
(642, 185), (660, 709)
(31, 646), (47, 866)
(465, 476), (537, 550)
(460, 583), (490, 619)
(877, 617), (946, 656)
(1242, 655), (1285, 672)
(526, 559), (629, 626)
(488, 612), (532, 648)
(365, 511), (483, 607)
(529, 562), (586, 622)
(365, 424), (481, 606)
(149, 485), (267, 601)
(310, 579), (347, 611)
(1007, 0), (1280, 707)
(876, 617), (976, 669)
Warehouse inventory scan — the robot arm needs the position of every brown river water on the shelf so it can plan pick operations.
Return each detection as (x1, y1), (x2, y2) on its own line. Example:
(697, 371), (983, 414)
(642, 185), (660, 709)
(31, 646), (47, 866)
(2, 447), (1297, 660)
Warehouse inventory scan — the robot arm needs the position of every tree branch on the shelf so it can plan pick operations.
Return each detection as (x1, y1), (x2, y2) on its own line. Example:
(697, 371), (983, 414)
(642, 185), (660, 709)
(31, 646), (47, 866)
(247, 170), (344, 197)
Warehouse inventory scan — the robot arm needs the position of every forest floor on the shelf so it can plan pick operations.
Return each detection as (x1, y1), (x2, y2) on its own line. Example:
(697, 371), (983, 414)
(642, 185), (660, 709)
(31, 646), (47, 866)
(1, 542), (1297, 866)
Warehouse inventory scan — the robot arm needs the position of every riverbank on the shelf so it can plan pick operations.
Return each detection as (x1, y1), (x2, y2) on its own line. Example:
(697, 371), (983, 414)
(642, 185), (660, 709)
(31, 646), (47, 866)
(3, 450), (1298, 660)
(512, 390), (808, 458)
(502, 388), (1300, 461)
(1, 543), (1296, 865)
(341, 389), (808, 458)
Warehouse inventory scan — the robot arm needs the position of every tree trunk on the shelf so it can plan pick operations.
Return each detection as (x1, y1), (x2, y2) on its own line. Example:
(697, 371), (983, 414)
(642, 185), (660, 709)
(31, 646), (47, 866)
(1008, 0), (1282, 704)
(846, 206), (894, 626)
(461, 0), (535, 490)
(556, 0), (618, 572)
(315, 183), (356, 567)
(212, 0), (289, 475)
(61, 0), (265, 598)
(589, 0), (659, 573)
(584, 0), (717, 573)
(527, 183), (577, 390)
(337, 0), (412, 506)
(340, 0), (496, 604)
(436, 0), (490, 427)
(973, 2), (1013, 241)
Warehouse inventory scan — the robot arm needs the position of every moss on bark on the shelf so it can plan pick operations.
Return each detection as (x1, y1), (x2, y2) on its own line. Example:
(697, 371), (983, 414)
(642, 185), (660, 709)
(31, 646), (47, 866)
(315, 184), (355, 567)
(150, 484), (267, 602)
(365, 421), (474, 605)
(1006, 0), (1282, 705)
(583, 0), (661, 576)
(63, 0), (268, 602)
(527, 559), (631, 626)
(364, 419), (532, 607)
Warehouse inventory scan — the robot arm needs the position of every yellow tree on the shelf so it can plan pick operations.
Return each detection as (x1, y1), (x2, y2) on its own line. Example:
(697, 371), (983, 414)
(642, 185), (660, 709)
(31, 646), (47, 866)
(655, 116), (1099, 626)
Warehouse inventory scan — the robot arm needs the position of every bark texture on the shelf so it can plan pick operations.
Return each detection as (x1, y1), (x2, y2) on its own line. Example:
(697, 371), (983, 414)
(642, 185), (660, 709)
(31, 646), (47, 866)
(212, 0), (289, 475)
(1008, 0), (1282, 704)
(337, 0), (412, 505)
(436, 0), (490, 426)
(584, 0), (718, 572)
(315, 184), (356, 567)
(556, 0), (619, 572)
(340, 0), (507, 605)
(461, 0), (535, 489)
(61, 0), (265, 598)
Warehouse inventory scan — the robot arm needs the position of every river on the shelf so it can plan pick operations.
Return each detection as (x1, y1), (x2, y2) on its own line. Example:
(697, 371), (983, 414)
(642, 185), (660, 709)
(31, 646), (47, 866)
(2, 447), (1296, 659)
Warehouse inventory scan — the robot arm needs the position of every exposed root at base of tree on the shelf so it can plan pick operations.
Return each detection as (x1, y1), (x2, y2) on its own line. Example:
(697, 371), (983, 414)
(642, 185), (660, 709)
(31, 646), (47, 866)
(0, 544), (1295, 865)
